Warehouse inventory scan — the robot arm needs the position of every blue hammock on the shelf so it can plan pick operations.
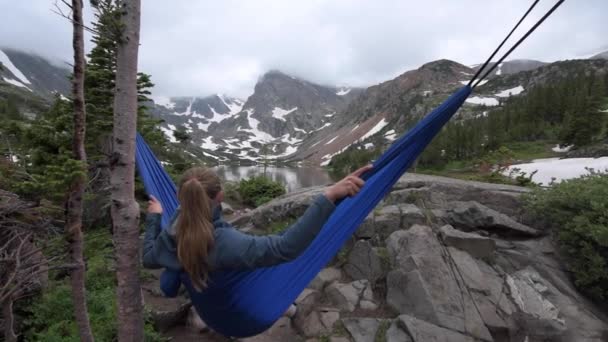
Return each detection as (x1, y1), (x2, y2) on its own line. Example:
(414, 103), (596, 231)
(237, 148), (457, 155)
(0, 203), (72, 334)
(135, 86), (471, 337)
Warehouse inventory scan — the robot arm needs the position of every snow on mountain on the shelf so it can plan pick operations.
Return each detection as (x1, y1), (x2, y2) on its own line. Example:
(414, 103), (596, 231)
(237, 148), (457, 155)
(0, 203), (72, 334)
(465, 96), (499, 106)
(0, 49), (31, 84)
(336, 88), (351, 96)
(495, 85), (524, 97)
(2, 77), (31, 90)
(271, 106), (298, 121)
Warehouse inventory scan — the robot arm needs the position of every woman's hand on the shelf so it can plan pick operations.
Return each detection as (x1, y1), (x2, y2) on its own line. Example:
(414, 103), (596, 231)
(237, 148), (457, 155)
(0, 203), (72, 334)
(324, 164), (373, 202)
(147, 195), (163, 214)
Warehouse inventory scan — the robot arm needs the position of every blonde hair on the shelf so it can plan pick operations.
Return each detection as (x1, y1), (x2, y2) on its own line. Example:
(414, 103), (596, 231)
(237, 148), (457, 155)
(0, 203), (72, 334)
(176, 167), (222, 290)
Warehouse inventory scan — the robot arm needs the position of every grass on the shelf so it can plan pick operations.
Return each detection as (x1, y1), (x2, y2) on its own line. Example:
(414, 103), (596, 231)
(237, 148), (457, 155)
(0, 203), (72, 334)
(22, 229), (166, 341)
(416, 141), (559, 186)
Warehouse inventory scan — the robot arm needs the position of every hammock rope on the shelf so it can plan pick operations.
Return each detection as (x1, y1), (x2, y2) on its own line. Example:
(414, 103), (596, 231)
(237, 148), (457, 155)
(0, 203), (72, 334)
(135, 1), (566, 337)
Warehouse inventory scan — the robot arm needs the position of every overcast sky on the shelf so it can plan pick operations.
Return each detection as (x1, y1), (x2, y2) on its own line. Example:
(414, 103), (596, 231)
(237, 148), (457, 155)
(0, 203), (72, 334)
(1, 0), (607, 98)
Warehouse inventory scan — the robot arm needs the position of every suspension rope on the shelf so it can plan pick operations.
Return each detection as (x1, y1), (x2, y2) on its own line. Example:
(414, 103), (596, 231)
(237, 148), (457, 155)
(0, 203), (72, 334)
(473, 0), (566, 89)
(467, 0), (540, 87)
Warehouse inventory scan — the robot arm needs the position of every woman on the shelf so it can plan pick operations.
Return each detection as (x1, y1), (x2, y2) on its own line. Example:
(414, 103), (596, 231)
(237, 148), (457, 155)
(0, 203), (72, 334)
(142, 164), (372, 291)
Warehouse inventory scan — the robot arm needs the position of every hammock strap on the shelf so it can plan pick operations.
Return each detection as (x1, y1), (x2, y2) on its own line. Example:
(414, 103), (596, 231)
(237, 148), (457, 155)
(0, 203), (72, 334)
(467, 0), (540, 87)
(473, 0), (566, 88)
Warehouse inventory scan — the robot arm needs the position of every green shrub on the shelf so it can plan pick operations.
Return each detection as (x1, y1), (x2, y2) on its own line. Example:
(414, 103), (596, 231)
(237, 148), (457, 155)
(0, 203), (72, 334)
(238, 176), (285, 207)
(525, 171), (608, 301)
(22, 231), (165, 341)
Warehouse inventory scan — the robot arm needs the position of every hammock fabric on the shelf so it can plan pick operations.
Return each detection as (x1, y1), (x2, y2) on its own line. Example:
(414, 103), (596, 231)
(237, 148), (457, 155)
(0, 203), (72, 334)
(135, 86), (471, 337)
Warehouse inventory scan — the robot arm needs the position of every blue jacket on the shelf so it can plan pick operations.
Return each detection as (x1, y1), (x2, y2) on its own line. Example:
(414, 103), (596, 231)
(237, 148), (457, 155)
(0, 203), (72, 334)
(142, 194), (336, 295)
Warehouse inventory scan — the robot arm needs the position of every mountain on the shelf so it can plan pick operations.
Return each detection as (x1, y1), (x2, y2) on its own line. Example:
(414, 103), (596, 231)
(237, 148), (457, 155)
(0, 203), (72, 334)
(472, 59), (547, 78)
(0, 47), (70, 99)
(289, 58), (608, 166)
(151, 70), (363, 163)
(590, 50), (608, 60)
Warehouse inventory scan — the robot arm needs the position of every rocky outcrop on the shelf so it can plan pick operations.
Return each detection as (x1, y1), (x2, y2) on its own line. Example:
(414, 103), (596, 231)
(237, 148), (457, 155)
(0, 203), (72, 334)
(151, 174), (608, 342)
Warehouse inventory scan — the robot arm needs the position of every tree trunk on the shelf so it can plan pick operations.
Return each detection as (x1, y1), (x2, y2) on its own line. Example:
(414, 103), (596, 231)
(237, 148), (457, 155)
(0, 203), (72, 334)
(111, 0), (143, 340)
(66, 0), (95, 341)
(2, 299), (17, 342)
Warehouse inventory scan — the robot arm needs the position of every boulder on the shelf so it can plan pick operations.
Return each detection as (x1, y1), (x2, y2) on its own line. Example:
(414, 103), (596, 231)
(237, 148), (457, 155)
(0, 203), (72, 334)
(344, 240), (383, 282)
(221, 201), (234, 215)
(241, 317), (300, 342)
(354, 212), (375, 239)
(507, 268), (567, 339)
(439, 224), (495, 259)
(385, 225), (492, 341)
(441, 201), (540, 237)
(308, 267), (343, 291)
(386, 320), (413, 342)
(326, 280), (368, 312)
(392, 173), (529, 217)
(294, 308), (340, 337)
(396, 315), (475, 342)
(342, 318), (380, 342)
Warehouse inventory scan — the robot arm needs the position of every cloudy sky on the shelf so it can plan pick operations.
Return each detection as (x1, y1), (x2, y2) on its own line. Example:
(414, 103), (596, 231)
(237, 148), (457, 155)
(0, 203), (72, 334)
(1, 0), (607, 98)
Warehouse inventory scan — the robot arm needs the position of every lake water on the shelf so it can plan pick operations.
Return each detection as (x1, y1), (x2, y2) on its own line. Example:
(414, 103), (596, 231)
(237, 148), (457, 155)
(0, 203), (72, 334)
(213, 165), (336, 192)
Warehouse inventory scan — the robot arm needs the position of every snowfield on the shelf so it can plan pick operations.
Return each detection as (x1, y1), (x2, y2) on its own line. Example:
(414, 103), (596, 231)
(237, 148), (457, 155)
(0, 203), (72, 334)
(465, 96), (499, 106)
(0, 50), (31, 84)
(495, 86), (524, 97)
(504, 157), (608, 185)
(272, 107), (297, 121)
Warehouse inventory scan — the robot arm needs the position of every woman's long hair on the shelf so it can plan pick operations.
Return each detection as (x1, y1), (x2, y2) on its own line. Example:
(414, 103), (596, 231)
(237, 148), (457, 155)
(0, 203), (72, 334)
(175, 167), (221, 290)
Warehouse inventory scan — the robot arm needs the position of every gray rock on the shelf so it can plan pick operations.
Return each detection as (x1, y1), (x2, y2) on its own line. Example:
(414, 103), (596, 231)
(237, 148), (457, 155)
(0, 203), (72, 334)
(507, 268), (567, 338)
(295, 289), (321, 318)
(439, 224), (496, 259)
(240, 317), (300, 342)
(295, 309), (338, 337)
(386, 320), (413, 342)
(359, 300), (378, 311)
(344, 241), (383, 282)
(355, 212), (375, 239)
(400, 204), (427, 229)
(342, 318), (380, 342)
(308, 267), (342, 291)
(385, 225), (492, 341)
(330, 337), (350, 342)
(397, 315), (475, 342)
(221, 202), (234, 215)
(374, 205), (402, 239)
(447, 247), (490, 295)
(392, 173), (530, 217)
(326, 280), (368, 312)
(444, 201), (540, 237)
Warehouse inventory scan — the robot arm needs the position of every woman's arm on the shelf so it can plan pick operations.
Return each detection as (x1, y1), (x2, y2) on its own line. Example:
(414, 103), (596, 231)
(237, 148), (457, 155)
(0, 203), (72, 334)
(142, 196), (163, 269)
(213, 164), (372, 270)
(214, 193), (336, 269)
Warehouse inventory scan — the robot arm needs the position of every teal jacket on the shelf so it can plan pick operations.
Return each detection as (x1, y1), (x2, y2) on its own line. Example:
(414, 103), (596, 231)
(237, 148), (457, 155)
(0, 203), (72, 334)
(142, 194), (336, 273)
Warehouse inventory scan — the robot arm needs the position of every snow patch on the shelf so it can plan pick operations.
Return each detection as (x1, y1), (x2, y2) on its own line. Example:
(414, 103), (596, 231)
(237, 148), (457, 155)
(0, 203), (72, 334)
(293, 127), (308, 133)
(160, 126), (177, 143)
(358, 118), (389, 142)
(0, 50), (31, 84)
(495, 85), (524, 97)
(152, 96), (175, 109)
(272, 107), (298, 121)
(384, 129), (397, 141)
(2, 77), (31, 91)
(218, 94), (244, 115)
(504, 157), (608, 185)
(350, 124), (360, 132)
(281, 134), (302, 145)
(325, 136), (338, 145)
(324, 112), (335, 118)
(201, 136), (220, 150)
(552, 145), (572, 153)
(496, 62), (504, 76)
(466, 96), (499, 106)
(241, 109), (274, 142)
(336, 88), (351, 96)
(364, 143), (374, 149)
